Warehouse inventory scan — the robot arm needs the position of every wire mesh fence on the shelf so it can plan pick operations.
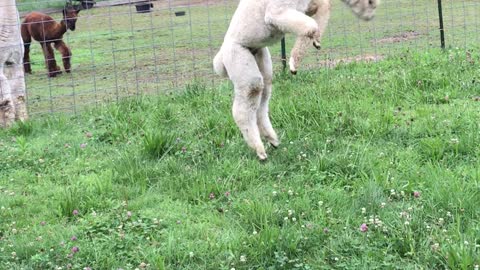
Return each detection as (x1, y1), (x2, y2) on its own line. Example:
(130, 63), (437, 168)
(3, 0), (480, 117)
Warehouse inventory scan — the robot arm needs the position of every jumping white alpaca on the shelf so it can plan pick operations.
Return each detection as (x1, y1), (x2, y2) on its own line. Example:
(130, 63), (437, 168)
(213, 0), (378, 160)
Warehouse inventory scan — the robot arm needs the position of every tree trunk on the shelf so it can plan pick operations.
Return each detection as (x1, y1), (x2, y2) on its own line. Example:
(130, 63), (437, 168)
(0, 0), (28, 128)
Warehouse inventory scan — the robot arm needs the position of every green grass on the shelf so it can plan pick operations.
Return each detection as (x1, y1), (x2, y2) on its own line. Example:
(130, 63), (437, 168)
(1, 49), (480, 269)
(16, 0), (109, 12)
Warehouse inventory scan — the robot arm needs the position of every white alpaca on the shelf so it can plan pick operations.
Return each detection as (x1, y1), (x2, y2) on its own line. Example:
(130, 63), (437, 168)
(214, 0), (378, 160)
(289, 0), (331, 74)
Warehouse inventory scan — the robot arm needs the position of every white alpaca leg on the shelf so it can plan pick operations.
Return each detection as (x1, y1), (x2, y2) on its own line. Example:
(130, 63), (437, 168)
(255, 47), (279, 147)
(265, 8), (319, 38)
(289, 0), (331, 74)
(223, 43), (267, 160)
(289, 36), (312, 74)
(309, 0), (331, 47)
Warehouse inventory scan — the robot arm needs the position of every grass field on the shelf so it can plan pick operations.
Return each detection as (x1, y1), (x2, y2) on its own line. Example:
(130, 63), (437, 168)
(1, 48), (480, 269)
(3, 0), (480, 269)
(16, 0), (109, 12)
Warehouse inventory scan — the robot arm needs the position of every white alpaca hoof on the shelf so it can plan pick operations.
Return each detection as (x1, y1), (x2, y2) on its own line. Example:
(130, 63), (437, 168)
(289, 57), (297, 75)
(269, 139), (280, 148)
(257, 151), (268, 161)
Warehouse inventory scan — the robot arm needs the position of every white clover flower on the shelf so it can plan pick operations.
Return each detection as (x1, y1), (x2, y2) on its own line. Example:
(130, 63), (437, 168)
(240, 255), (246, 262)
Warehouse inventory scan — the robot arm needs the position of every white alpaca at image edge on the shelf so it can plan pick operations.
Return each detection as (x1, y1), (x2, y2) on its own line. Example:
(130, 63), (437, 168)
(0, 0), (28, 128)
(214, 0), (378, 160)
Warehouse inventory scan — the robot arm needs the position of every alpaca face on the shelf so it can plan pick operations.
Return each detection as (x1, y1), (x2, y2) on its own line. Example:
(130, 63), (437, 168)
(343, 0), (379, 21)
(63, 7), (80, 31)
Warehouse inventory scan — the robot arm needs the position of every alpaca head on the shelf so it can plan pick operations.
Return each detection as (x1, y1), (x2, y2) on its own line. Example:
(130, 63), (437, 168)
(62, 5), (81, 31)
(342, 0), (379, 21)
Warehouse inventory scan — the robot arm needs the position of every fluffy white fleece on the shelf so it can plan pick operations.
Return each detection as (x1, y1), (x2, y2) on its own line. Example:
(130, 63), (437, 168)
(214, 0), (378, 160)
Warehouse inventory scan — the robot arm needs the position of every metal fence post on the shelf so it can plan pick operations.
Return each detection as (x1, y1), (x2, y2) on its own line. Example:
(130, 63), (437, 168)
(281, 37), (287, 70)
(437, 0), (445, 49)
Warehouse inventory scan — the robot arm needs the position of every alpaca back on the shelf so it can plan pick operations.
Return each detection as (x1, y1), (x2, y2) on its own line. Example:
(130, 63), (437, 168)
(22, 12), (63, 42)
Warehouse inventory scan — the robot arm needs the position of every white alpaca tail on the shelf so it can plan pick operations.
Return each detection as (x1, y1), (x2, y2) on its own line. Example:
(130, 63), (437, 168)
(213, 50), (228, 77)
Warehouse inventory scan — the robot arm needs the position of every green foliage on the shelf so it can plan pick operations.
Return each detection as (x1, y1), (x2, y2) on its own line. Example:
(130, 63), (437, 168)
(142, 129), (178, 159)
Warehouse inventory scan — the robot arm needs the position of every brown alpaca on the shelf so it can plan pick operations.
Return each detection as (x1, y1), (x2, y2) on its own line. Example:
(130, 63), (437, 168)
(21, 6), (80, 77)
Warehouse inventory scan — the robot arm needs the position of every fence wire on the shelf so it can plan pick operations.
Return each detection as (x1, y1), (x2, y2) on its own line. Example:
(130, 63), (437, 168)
(2, 0), (479, 116)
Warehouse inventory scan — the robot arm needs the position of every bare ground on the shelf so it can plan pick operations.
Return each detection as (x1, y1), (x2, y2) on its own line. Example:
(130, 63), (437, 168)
(298, 54), (384, 70)
(374, 30), (421, 44)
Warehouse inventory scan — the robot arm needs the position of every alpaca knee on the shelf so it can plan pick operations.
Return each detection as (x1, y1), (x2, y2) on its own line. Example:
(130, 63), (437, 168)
(234, 75), (264, 101)
(246, 76), (264, 96)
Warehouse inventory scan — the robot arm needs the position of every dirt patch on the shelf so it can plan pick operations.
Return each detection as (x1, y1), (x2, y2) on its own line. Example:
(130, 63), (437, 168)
(299, 54), (384, 69)
(374, 30), (421, 44)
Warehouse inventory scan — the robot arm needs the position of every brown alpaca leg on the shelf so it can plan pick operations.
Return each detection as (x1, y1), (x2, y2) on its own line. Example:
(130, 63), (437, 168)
(54, 41), (72, 73)
(23, 44), (32, 74)
(21, 25), (32, 74)
(41, 42), (61, 77)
